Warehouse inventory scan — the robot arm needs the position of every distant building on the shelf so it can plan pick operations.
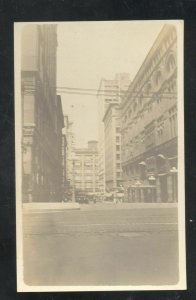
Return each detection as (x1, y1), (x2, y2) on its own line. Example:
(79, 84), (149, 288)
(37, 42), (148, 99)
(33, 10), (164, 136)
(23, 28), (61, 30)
(62, 134), (67, 193)
(121, 24), (177, 202)
(21, 24), (64, 202)
(62, 117), (68, 198)
(73, 141), (99, 194)
(97, 73), (130, 194)
(64, 116), (75, 186)
(62, 115), (75, 198)
(103, 104), (122, 190)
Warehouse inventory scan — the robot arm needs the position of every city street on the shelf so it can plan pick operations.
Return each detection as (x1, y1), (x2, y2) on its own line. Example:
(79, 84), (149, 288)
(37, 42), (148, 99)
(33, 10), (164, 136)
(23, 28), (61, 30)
(23, 203), (179, 286)
(16, 21), (185, 291)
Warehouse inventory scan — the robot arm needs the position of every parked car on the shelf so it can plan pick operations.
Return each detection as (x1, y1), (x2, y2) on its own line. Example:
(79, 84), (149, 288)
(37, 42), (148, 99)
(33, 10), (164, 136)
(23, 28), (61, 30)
(104, 192), (114, 202)
(76, 192), (89, 204)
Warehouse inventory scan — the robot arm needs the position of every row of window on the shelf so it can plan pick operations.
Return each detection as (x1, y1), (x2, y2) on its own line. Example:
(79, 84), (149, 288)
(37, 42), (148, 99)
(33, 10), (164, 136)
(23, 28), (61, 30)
(122, 112), (177, 160)
(131, 33), (176, 93)
(122, 103), (177, 141)
(123, 85), (176, 125)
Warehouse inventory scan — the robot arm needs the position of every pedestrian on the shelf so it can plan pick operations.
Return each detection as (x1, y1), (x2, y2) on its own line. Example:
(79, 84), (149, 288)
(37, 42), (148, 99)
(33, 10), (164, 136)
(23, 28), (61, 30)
(113, 191), (117, 204)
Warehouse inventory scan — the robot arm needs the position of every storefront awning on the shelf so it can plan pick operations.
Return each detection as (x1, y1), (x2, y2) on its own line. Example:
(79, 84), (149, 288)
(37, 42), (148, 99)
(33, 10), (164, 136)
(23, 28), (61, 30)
(158, 173), (168, 176)
(128, 185), (156, 189)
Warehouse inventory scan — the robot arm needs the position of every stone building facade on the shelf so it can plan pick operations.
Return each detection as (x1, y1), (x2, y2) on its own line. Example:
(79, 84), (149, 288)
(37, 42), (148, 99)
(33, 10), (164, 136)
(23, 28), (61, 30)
(121, 24), (177, 203)
(62, 133), (67, 197)
(62, 115), (75, 198)
(73, 141), (99, 194)
(22, 24), (64, 202)
(103, 104), (122, 191)
(97, 74), (130, 194)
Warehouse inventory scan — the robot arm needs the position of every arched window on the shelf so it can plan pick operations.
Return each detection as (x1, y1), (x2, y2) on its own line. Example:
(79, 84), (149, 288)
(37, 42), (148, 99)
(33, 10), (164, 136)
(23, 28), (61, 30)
(155, 70), (162, 86)
(133, 101), (137, 112)
(145, 83), (152, 95)
(166, 54), (175, 73)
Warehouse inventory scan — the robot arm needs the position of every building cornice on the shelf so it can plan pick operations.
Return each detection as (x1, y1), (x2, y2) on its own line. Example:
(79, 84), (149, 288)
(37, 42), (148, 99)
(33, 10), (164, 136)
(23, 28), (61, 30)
(122, 136), (177, 167)
(121, 25), (177, 110)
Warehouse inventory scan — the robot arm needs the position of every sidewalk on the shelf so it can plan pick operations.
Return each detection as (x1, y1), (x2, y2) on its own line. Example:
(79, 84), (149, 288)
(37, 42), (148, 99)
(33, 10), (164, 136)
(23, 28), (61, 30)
(22, 201), (178, 213)
(23, 202), (80, 211)
(80, 201), (178, 211)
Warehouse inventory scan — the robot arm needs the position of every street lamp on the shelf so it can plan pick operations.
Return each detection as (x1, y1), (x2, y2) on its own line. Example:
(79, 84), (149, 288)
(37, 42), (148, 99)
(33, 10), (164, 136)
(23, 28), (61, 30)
(135, 179), (141, 185)
(148, 175), (156, 182)
(170, 166), (177, 173)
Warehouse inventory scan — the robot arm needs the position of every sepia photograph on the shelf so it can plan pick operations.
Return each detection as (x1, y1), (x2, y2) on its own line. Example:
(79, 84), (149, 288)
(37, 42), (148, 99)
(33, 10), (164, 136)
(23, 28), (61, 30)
(15, 20), (185, 291)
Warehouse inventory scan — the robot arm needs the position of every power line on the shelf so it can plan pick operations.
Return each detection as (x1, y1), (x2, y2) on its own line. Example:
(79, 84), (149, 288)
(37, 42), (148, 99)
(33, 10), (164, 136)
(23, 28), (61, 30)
(57, 86), (121, 93)
(56, 86), (177, 95)
(57, 91), (121, 97)
(57, 90), (177, 99)
(57, 90), (121, 97)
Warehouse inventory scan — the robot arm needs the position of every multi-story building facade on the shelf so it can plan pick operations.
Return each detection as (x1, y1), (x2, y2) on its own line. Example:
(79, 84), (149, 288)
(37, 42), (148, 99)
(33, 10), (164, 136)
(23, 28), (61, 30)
(103, 104), (122, 190)
(66, 116), (75, 185)
(62, 115), (76, 198)
(97, 73), (130, 194)
(121, 24), (177, 203)
(73, 141), (99, 194)
(62, 116), (68, 198)
(22, 24), (64, 202)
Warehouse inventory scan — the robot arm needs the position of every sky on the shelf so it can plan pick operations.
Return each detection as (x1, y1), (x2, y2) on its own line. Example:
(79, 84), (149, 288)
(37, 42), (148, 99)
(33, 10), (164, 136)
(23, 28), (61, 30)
(56, 20), (168, 148)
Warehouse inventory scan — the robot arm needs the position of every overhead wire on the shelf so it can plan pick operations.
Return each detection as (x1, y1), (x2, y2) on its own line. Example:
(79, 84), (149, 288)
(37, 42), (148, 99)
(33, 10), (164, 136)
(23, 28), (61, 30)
(56, 86), (177, 99)
(57, 86), (177, 94)
(57, 90), (177, 99)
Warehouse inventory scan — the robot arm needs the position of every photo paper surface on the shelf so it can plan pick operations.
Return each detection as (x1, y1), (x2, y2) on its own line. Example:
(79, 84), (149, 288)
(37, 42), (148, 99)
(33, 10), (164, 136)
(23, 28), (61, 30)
(15, 20), (186, 291)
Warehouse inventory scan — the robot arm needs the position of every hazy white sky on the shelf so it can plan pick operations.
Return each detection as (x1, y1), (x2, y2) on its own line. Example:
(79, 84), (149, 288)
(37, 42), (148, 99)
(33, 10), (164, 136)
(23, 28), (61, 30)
(56, 21), (167, 147)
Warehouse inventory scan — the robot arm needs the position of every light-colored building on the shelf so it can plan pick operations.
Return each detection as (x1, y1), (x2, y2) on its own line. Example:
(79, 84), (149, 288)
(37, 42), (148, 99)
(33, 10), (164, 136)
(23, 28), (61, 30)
(73, 141), (99, 194)
(103, 104), (122, 190)
(97, 73), (130, 194)
(62, 115), (75, 196)
(62, 133), (67, 197)
(21, 24), (65, 202)
(121, 24), (177, 203)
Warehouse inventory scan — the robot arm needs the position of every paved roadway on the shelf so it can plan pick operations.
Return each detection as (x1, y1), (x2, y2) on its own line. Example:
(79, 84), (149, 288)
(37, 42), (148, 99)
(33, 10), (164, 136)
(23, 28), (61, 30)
(23, 203), (179, 287)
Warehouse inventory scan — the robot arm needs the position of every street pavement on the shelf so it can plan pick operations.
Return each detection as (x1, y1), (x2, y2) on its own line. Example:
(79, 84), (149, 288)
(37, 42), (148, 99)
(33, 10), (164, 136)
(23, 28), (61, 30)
(23, 202), (179, 287)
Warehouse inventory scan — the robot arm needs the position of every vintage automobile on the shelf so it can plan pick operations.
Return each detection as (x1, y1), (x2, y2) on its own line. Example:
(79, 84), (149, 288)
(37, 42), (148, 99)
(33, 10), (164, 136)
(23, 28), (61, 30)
(104, 187), (124, 203)
(104, 191), (114, 202)
(75, 191), (89, 204)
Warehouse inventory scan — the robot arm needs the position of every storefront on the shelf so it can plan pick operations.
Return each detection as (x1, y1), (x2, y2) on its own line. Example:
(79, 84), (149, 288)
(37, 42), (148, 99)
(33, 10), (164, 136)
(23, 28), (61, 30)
(127, 184), (156, 203)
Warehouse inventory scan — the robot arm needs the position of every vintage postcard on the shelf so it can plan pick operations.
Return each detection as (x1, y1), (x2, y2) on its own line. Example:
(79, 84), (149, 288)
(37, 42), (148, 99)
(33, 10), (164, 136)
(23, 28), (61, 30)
(15, 20), (186, 291)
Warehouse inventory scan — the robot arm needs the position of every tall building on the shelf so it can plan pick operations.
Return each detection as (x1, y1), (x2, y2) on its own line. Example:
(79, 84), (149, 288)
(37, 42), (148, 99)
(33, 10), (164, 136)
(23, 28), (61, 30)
(73, 141), (99, 194)
(97, 73), (130, 194)
(121, 24), (177, 203)
(103, 104), (122, 190)
(67, 121), (75, 184)
(62, 115), (76, 198)
(21, 24), (64, 202)
(62, 117), (68, 198)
